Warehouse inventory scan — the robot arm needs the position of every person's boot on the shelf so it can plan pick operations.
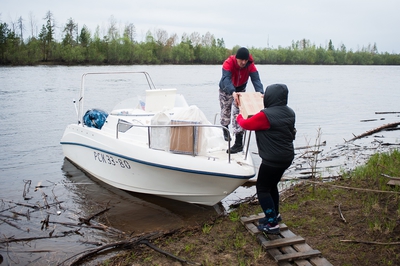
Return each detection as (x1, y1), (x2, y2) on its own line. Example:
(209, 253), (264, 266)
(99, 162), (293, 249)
(227, 133), (243, 154)
(223, 126), (231, 141)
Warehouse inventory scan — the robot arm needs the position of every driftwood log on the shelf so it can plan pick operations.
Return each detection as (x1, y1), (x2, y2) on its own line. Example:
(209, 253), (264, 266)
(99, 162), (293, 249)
(58, 230), (201, 266)
(348, 122), (400, 141)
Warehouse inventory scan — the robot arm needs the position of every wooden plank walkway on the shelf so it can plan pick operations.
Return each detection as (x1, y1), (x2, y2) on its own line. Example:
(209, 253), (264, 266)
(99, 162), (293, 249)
(241, 213), (333, 266)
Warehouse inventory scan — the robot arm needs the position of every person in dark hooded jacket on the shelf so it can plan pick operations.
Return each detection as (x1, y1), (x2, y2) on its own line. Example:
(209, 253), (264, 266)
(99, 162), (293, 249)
(219, 47), (263, 153)
(236, 83), (296, 234)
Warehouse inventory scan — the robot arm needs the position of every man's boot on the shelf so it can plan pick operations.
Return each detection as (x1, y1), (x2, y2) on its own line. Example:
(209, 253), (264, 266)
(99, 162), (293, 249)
(227, 133), (243, 154)
(223, 126), (231, 141)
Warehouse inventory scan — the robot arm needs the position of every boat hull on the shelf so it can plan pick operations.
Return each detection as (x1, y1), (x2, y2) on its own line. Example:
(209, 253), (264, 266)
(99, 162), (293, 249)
(61, 124), (255, 206)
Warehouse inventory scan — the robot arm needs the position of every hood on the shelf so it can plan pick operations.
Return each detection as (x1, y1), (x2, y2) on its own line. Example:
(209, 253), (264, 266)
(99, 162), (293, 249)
(263, 84), (289, 108)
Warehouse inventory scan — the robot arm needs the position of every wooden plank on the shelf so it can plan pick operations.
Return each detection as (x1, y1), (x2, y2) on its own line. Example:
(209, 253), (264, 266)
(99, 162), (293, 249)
(308, 257), (334, 266)
(240, 213), (264, 224)
(280, 230), (333, 266)
(279, 241), (313, 266)
(274, 249), (321, 262)
(279, 223), (288, 231)
(241, 214), (288, 231)
(387, 179), (400, 186)
(278, 262), (294, 266)
(244, 222), (259, 235)
(241, 215), (332, 266)
(243, 221), (289, 236)
(257, 235), (293, 266)
(260, 236), (305, 249)
(262, 233), (292, 265)
(289, 257), (313, 266)
(272, 232), (312, 266)
(241, 213), (287, 225)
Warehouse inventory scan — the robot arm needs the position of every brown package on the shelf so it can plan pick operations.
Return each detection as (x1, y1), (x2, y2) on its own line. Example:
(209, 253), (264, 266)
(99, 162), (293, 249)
(238, 92), (264, 118)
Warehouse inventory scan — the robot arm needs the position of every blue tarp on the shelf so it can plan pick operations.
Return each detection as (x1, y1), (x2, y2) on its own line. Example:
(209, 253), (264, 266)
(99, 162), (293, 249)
(83, 109), (108, 129)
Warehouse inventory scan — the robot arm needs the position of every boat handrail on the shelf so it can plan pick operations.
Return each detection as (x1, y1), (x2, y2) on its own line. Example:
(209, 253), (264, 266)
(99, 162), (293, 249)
(116, 119), (252, 163)
(77, 71), (157, 125)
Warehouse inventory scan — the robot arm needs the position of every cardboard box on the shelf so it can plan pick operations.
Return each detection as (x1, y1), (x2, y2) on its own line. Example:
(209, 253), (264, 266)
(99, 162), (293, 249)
(170, 120), (200, 155)
(238, 92), (264, 118)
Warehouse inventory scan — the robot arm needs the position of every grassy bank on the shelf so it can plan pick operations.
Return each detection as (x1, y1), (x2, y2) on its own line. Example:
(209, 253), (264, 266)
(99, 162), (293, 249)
(101, 150), (400, 266)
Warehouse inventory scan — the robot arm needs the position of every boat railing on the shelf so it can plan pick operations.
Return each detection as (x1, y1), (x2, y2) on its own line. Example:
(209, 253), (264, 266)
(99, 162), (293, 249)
(77, 71), (157, 125)
(116, 119), (252, 163)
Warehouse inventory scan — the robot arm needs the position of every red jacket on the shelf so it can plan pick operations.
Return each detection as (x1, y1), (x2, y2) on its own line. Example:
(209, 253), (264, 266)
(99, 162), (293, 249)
(237, 112), (270, 131)
(219, 54), (263, 94)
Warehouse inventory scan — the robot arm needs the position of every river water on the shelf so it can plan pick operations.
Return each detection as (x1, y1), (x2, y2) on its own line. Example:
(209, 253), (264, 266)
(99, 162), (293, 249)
(1, 65), (400, 264)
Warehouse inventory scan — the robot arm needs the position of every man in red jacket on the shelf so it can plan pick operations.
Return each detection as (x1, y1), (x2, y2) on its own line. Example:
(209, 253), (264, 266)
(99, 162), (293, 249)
(219, 47), (263, 153)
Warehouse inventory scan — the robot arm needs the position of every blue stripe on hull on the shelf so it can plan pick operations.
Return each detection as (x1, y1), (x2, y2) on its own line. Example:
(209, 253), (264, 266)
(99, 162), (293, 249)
(60, 142), (254, 180)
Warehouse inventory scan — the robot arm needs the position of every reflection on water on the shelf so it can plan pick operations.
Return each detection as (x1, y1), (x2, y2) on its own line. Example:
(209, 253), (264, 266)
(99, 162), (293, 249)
(62, 158), (225, 234)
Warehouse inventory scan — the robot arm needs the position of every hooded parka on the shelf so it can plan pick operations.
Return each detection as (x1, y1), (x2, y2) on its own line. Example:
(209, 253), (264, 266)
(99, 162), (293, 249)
(237, 84), (296, 167)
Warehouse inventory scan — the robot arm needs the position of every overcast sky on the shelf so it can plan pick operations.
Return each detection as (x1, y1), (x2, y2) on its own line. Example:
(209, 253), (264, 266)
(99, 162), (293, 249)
(2, 0), (399, 53)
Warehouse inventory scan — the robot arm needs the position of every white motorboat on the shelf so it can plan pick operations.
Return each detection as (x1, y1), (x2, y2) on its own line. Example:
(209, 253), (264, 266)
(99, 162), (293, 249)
(60, 71), (256, 206)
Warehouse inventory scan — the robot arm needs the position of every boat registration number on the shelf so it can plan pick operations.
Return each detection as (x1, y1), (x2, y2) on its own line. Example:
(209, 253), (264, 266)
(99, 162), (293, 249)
(93, 151), (131, 169)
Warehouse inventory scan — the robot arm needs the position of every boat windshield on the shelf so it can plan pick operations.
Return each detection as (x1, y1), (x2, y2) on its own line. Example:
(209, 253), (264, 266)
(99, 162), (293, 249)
(112, 96), (145, 111)
(111, 94), (189, 113)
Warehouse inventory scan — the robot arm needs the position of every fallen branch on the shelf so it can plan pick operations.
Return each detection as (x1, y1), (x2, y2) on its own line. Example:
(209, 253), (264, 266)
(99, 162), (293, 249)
(41, 214), (50, 230)
(0, 200), (39, 209)
(340, 239), (400, 245)
(381, 142), (400, 146)
(338, 203), (346, 223)
(9, 210), (29, 218)
(348, 122), (400, 141)
(51, 185), (64, 210)
(59, 232), (160, 266)
(61, 232), (200, 266)
(22, 179), (32, 200)
(306, 181), (400, 194)
(141, 239), (201, 265)
(8, 249), (56, 253)
(295, 141), (326, 150)
(47, 219), (125, 236)
(281, 193), (295, 202)
(375, 111), (400, 114)
(381, 173), (400, 181)
(0, 230), (78, 244)
(48, 221), (83, 228)
(0, 218), (25, 231)
(0, 213), (21, 220)
(228, 193), (258, 209)
(0, 205), (16, 213)
(89, 220), (126, 235)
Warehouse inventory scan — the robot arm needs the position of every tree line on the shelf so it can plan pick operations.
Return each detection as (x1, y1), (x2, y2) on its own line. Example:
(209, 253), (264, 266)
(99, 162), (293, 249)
(1, 11), (400, 66)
